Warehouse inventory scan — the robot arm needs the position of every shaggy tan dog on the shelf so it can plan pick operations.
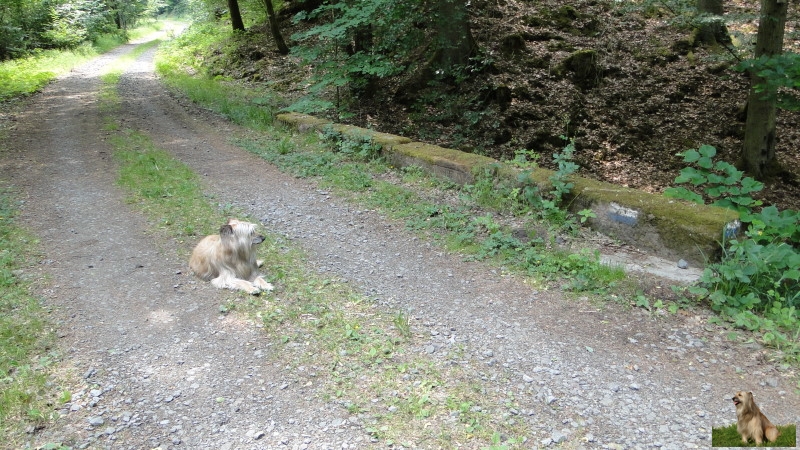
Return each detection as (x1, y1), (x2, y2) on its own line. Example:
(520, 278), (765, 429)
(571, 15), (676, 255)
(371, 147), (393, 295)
(732, 391), (780, 445)
(189, 219), (274, 294)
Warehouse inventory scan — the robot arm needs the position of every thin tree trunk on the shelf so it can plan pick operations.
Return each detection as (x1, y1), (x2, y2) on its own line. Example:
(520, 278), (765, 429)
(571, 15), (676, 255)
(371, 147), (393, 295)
(741, 0), (787, 179)
(264, 0), (289, 54)
(228, 0), (245, 31)
(395, 0), (477, 102)
(432, 0), (477, 70)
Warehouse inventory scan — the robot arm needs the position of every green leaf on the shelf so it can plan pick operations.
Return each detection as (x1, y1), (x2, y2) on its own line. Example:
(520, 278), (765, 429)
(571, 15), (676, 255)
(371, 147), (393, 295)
(716, 161), (741, 178)
(698, 144), (717, 158)
(664, 187), (703, 204)
(740, 177), (764, 194)
(674, 167), (707, 185)
(705, 186), (723, 198)
(696, 156), (714, 170)
(682, 149), (701, 163)
(781, 269), (800, 282)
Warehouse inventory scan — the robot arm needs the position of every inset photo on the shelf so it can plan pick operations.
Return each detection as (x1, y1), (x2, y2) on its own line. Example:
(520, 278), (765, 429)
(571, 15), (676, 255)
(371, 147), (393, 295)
(712, 391), (797, 447)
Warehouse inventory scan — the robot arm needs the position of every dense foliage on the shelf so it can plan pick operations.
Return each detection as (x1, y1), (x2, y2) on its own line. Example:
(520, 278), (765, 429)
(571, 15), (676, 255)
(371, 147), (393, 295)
(288, 0), (418, 113)
(0, 0), (183, 59)
(666, 145), (799, 358)
(737, 52), (800, 112)
(288, 0), (482, 115)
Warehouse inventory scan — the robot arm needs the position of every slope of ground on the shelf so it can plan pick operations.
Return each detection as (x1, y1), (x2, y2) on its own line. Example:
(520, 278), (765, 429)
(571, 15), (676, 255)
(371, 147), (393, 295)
(213, 0), (800, 211)
(1, 35), (799, 449)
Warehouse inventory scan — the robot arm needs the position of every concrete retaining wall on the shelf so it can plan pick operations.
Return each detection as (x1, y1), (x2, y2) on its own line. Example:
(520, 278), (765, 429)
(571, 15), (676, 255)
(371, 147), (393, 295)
(277, 112), (739, 266)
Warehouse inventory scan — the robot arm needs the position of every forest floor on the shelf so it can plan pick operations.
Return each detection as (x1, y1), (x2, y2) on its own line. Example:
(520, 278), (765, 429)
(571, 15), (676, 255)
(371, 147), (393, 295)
(212, 0), (800, 212)
(1, 31), (800, 449)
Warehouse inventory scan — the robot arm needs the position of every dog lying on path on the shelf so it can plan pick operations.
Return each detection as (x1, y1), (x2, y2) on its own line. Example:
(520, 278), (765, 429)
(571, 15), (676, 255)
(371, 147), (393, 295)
(189, 219), (274, 295)
(732, 391), (780, 445)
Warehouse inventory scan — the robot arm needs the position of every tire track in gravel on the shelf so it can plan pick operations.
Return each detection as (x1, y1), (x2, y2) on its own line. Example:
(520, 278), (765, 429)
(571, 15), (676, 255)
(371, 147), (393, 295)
(5, 43), (369, 450)
(4, 40), (799, 449)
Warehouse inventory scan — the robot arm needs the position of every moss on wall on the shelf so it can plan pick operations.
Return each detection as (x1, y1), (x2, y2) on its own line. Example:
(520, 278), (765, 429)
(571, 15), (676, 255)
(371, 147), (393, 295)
(278, 112), (740, 265)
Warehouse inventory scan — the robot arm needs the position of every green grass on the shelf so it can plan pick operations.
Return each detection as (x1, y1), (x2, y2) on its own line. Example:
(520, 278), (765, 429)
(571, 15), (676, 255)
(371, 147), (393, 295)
(0, 36), (130, 102)
(126, 18), (179, 43)
(155, 23), (281, 130)
(0, 186), (64, 445)
(112, 129), (222, 240)
(712, 423), (796, 447)
(98, 38), (222, 242)
(0, 45), (97, 101)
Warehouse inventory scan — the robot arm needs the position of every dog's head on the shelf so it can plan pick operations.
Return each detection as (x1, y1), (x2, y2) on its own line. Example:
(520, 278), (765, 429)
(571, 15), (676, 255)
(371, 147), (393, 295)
(732, 391), (753, 412)
(219, 219), (265, 247)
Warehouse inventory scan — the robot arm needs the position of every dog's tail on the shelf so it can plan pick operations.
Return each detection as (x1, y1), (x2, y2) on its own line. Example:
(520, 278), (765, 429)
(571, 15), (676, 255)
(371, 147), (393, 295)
(765, 424), (779, 442)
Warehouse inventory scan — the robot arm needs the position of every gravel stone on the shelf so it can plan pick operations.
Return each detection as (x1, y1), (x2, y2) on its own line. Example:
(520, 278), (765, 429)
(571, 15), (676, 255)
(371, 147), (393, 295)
(87, 417), (104, 427)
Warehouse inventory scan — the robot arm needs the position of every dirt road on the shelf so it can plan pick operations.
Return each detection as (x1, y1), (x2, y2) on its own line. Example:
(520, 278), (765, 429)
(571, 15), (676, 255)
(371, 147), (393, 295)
(3, 39), (798, 449)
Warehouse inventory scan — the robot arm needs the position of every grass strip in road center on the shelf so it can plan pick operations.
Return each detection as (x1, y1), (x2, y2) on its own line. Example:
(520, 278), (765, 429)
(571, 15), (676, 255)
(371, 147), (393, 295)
(101, 46), (533, 448)
(112, 129), (221, 242)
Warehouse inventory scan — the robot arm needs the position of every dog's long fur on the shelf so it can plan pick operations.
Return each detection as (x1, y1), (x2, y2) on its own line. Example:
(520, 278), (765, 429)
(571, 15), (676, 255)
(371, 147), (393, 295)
(189, 219), (274, 294)
(732, 391), (779, 445)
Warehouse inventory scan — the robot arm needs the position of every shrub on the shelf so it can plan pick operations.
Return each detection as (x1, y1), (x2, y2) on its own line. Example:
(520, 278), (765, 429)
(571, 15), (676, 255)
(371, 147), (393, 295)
(667, 145), (799, 358)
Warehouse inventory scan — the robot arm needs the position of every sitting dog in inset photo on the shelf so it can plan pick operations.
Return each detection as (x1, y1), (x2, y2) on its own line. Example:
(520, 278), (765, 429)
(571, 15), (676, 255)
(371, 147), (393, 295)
(732, 391), (780, 445)
(189, 218), (274, 295)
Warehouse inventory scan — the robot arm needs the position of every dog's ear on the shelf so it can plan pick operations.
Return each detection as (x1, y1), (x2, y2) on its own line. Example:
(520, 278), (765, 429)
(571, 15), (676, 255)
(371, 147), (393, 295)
(219, 224), (234, 236)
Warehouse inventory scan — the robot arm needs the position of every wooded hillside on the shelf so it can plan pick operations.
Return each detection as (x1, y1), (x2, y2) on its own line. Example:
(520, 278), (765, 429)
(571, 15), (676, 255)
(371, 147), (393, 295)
(201, 0), (800, 211)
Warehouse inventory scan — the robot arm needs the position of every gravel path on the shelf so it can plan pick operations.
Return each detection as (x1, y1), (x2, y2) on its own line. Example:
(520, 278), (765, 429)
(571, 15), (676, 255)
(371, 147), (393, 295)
(3, 40), (799, 450)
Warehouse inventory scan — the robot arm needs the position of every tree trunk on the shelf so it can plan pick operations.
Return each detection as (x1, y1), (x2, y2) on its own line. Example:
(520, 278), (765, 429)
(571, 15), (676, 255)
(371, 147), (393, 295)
(395, 0), (476, 102)
(432, 0), (477, 71)
(348, 25), (378, 97)
(352, 26), (373, 55)
(695, 0), (729, 45)
(228, 0), (246, 31)
(741, 0), (787, 179)
(263, 0), (289, 54)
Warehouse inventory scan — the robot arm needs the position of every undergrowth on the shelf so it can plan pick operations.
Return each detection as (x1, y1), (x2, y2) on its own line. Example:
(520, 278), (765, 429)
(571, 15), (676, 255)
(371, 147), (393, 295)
(666, 145), (800, 362)
(155, 22), (281, 130)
